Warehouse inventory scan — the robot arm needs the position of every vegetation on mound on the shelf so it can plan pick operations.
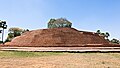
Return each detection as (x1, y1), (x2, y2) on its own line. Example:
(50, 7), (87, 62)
(48, 18), (72, 28)
(96, 30), (120, 44)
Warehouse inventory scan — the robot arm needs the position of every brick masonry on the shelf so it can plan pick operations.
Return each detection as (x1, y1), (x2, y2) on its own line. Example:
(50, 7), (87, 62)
(5, 27), (115, 47)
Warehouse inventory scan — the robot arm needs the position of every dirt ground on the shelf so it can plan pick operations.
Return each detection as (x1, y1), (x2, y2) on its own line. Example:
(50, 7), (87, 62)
(0, 53), (120, 68)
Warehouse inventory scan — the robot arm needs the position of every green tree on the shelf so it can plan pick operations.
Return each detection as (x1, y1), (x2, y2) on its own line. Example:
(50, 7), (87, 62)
(48, 18), (72, 28)
(5, 27), (29, 42)
(96, 30), (101, 34)
(105, 32), (110, 39)
(9, 27), (23, 37)
(111, 38), (120, 44)
(0, 20), (7, 44)
(22, 29), (29, 33)
(96, 30), (110, 39)
(101, 33), (105, 36)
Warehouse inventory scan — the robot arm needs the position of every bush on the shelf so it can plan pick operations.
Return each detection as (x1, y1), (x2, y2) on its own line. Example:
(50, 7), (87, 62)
(48, 18), (72, 28)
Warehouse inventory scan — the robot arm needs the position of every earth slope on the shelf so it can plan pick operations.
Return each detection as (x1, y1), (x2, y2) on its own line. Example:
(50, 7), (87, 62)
(6, 28), (109, 47)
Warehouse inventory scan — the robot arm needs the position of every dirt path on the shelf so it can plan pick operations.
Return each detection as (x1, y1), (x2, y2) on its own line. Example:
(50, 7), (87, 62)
(0, 53), (120, 68)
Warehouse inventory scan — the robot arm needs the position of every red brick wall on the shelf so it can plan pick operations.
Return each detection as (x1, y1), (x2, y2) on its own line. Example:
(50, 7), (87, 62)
(7, 28), (110, 47)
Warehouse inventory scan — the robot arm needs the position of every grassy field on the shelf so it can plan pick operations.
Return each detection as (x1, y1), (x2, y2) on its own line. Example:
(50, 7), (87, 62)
(0, 51), (120, 68)
(0, 51), (62, 57)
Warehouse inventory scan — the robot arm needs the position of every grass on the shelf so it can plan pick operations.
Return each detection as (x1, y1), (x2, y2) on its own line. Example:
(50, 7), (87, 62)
(0, 51), (120, 68)
(0, 51), (63, 58)
(0, 51), (120, 59)
(1, 51), (120, 58)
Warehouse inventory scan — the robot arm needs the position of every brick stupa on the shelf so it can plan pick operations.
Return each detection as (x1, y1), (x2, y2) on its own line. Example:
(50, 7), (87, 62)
(7, 27), (110, 47)
(5, 18), (119, 47)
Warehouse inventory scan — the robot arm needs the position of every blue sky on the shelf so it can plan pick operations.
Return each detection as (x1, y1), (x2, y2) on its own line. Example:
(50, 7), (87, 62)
(0, 0), (120, 40)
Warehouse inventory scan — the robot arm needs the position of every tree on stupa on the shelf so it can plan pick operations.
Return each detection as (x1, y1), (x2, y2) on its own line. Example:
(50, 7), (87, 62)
(48, 18), (72, 28)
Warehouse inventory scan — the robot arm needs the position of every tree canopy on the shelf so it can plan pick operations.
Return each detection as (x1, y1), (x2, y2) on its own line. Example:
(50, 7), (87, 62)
(5, 27), (29, 42)
(96, 30), (120, 44)
(111, 38), (120, 44)
(48, 18), (72, 28)
(96, 30), (110, 40)
(0, 20), (7, 43)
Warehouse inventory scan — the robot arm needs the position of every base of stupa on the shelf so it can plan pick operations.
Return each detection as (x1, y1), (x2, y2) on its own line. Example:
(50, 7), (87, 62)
(1, 46), (120, 52)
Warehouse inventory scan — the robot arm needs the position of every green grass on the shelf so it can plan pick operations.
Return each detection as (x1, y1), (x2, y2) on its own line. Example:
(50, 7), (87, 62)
(0, 51), (63, 58)
(1, 51), (120, 59)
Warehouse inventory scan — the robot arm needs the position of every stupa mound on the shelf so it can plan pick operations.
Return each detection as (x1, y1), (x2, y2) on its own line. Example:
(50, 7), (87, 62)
(6, 27), (110, 47)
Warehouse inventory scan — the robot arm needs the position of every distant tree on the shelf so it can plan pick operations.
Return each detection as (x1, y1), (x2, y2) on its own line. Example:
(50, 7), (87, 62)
(96, 30), (110, 41)
(22, 29), (29, 33)
(0, 20), (7, 44)
(101, 33), (105, 36)
(9, 27), (23, 37)
(111, 38), (120, 44)
(5, 27), (29, 42)
(96, 30), (101, 34)
(105, 32), (110, 39)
